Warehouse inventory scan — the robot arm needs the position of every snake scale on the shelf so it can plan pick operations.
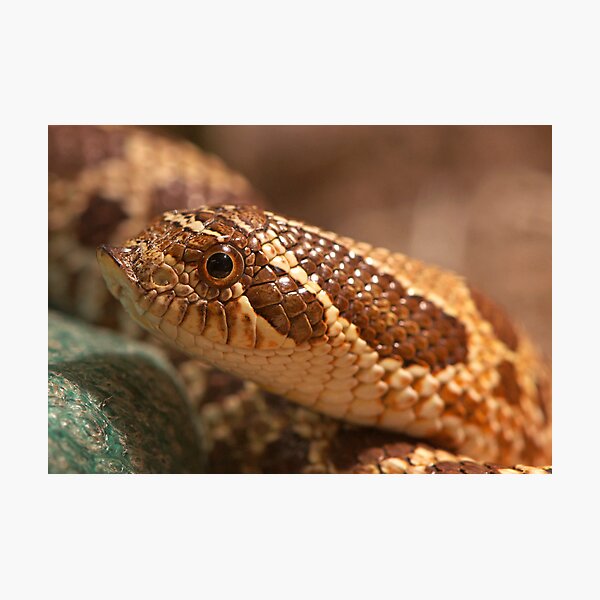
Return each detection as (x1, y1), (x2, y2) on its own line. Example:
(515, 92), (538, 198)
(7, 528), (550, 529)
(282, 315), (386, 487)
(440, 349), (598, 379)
(49, 125), (552, 473)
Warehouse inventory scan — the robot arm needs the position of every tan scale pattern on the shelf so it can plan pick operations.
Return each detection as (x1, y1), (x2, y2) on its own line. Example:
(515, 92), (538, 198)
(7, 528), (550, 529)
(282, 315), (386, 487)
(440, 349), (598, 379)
(98, 204), (551, 467)
(196, 381), (551, 474)
(48, 125), (260, 332)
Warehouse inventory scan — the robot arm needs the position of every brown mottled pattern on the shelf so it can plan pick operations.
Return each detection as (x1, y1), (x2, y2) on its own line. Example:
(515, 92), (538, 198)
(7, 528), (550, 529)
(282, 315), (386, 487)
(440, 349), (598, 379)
(48, 125), (126, 178)
(493, 360), (522, 405)
(77, 194), (129, 247)
(49, 127), (261, 326)
(199, 389), (550, 474)
(536, 377), (552, 423)
(426, 461), (499, 474)
(259, 428), (312, 474)
(469, 286), (519, 351)
(247, 266), (327, 342)
(269, 217), (468, 369)
(335, 437), (502, 473)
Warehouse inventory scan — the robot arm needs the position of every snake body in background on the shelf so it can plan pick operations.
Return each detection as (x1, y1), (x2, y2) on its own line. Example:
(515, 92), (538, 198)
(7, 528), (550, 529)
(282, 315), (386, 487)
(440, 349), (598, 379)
(49, 125), (552, 473)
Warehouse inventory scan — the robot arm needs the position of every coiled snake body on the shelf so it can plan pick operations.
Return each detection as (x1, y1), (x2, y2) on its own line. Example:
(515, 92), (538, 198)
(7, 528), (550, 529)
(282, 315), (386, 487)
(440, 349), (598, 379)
(50, 126), (551, 473)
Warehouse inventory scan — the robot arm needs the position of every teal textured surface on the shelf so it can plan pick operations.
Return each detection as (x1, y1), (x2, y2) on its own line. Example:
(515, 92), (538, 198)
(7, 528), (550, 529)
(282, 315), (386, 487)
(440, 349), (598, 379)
(48, 310), (205, 473)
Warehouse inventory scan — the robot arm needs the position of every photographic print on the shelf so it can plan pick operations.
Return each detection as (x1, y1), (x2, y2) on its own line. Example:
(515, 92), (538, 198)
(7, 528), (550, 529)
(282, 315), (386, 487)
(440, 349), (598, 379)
(48, 125), (551, 474)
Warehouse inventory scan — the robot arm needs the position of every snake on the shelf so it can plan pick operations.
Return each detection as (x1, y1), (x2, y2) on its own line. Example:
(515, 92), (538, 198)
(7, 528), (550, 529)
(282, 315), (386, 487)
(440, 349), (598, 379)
(49, 125), (552, 473)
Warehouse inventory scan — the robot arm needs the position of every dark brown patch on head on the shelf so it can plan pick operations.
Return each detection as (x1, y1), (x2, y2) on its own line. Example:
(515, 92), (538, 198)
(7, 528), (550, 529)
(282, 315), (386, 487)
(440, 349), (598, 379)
(77, 194), (128, 247)
(48, 125), (126, 179)
(245, 260), (330, 343)
(469, 287), (519, 351)
(493, 360), (522, 405)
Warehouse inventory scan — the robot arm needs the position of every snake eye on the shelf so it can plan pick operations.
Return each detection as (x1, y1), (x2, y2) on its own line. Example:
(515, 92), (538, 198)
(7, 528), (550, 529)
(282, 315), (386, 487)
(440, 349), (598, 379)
(206, 252), (234, 279)
(199, 243), (244, 288)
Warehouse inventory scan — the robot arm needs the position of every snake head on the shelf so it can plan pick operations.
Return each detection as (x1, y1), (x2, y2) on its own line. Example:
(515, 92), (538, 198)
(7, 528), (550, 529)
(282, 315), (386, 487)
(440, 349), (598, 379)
(97, 204), (328, 362)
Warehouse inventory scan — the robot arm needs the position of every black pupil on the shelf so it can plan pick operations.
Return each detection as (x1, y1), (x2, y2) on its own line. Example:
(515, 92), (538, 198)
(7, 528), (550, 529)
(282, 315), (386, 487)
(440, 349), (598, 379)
(206, 252), (234, 279)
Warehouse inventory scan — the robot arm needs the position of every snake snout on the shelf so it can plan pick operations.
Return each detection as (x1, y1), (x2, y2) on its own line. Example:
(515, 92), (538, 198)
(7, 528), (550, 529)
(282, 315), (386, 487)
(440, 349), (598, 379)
(97, 244), (136, 268)
(97, 244), (140, 301)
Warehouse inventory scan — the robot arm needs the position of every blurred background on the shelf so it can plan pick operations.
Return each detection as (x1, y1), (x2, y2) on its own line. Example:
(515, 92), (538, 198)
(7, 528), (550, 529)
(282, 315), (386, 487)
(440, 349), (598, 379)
(165, 125), (551, 358)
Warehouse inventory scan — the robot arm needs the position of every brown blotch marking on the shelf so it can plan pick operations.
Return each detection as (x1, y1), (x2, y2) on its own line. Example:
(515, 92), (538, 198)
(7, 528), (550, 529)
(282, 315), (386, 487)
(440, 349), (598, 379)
(459, 461), (499, 474)
(312, 321), (328, 337)
(48, 125), (126, 179)
(230, 231), (249, 248)
(167, 242), (185, 261)
(358, 447), (386, 465)
(326, 427), (423, 473)
(425, 461), (463, 474)
(208, 218), (240, 238)
(493, 360), (522, 405)
(244, 227), (330, 345)
(246, 282), (283, 309)
(426, 461), (501, 474)
(383, 442), (415, 458)
(193, 209), (217, 222)
(268, 217), (467, 370)
(253, 266), (278, 284)
(469, 287), (519, 351)
(77, 194), (128, 247)
(277, 275), (298, 294)
(186, 235), (218, 252)
(536, 377), (551, 423)
(257, 304), (291, 336)
(183, 248), (203, 262)
(241, 216), (469, 359)
(521, 430), (549, 467)
(305, 301), (324, 325)
(288, 314), (313, 344)
(254, 252), (269, 266)
(258, 428), (311, 474)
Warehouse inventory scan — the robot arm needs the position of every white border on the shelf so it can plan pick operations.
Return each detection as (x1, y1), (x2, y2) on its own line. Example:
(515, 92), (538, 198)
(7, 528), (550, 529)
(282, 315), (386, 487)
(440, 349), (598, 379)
(2, 1), (597, 598)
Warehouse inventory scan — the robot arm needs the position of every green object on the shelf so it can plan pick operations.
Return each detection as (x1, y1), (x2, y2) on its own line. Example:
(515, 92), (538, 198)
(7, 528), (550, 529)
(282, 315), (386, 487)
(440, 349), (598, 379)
(48, 310), (205, 473)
